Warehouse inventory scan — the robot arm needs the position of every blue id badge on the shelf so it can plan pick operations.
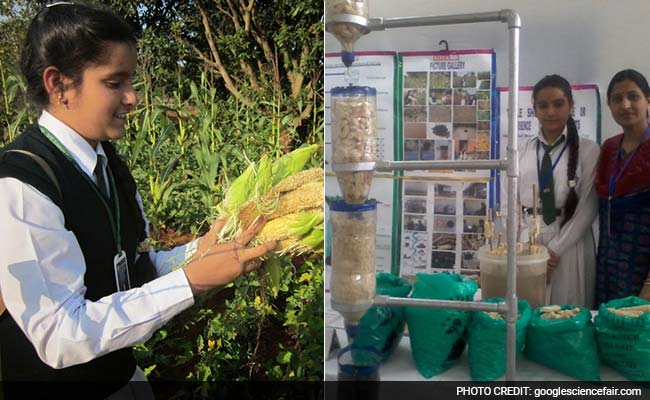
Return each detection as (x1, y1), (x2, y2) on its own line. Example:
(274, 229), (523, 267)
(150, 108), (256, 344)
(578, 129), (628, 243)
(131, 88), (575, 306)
(113, 250), (131, 291)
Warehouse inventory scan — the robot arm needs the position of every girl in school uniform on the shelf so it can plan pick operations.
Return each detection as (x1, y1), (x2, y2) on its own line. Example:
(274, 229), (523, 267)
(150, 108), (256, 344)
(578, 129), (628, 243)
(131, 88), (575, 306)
(0, 2), (275, 398)
(516, 75), (599, 308)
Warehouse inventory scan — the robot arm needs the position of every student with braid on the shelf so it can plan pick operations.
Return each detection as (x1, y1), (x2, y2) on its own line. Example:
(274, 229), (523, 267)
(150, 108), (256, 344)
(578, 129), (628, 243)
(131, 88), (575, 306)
(594, 69), (650, 306)
(516, 75), (599, 307)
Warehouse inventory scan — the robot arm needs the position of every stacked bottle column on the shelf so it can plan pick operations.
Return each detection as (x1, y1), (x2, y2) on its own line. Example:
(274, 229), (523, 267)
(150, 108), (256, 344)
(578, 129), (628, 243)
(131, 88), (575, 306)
(329, 199), (378, 325)
(331, 86), (378, 204)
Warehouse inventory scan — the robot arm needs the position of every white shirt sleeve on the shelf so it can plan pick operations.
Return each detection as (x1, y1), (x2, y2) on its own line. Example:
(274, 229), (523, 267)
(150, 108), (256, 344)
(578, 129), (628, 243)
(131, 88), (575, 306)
(134, 189), (199, 276)
(546, 139), (600, 255)
(0, 178), (195, 369)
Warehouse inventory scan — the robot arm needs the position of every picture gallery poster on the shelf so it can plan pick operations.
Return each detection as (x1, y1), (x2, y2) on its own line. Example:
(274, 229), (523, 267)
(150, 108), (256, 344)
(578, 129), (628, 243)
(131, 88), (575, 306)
(399, 50), (495, 277)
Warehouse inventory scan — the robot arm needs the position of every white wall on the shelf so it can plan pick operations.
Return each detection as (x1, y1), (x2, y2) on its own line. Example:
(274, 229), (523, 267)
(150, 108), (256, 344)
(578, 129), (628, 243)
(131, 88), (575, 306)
(325, 0), (650, 141)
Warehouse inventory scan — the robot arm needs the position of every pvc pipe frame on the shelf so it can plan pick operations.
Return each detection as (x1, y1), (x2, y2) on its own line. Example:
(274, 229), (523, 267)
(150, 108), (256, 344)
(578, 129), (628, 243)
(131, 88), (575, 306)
(346, 9), (522, 381)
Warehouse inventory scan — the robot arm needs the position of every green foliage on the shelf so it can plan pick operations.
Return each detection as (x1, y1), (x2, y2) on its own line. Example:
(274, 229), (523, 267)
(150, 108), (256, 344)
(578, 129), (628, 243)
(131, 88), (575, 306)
(134, 255), (324, 386)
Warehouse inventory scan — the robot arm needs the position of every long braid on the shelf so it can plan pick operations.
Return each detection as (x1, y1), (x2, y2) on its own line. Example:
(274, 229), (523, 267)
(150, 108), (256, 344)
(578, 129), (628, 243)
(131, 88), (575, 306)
(562, 116), (580, 227)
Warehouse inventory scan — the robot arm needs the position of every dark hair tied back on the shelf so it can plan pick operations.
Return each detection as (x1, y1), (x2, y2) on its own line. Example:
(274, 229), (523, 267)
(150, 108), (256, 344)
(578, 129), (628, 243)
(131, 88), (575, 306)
(21, 1), (136, 109)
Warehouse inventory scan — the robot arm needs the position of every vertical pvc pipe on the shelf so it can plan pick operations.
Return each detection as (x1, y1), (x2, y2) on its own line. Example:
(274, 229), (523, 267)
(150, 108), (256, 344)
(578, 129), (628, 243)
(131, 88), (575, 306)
(503, 10), (521, 381)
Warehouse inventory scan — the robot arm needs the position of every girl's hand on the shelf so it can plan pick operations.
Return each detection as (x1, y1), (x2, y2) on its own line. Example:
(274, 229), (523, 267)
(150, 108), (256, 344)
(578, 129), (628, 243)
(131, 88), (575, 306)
(183, 218), (277, 294)
(546, 249), (560, 284)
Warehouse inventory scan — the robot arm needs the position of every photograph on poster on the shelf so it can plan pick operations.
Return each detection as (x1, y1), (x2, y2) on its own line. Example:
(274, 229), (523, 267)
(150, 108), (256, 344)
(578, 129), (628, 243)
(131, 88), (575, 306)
(434, 140), (452, 160)
(429, 88), (452, 105)
(452, 71), (477, 88)
(434, 216), (456, 233)
(404, 139), (419, 160)
(419, 140), (435, 160)
(476, 90), (490, 101)
(404, 197), (427, 214)
(453, 106), (478, 123)
(477, 110), (491, 121)
(430, 123), (451, 139)
(429, 71), (451, 88)
(478, 100), (491, 111)
(462, 234), (485, 251)
(404, 106), (427, 122)
(454, 139), (478, 160)
(461, 251), (480, 269)
(405, 181), (428, 196)
(404, 214), (427, 231)
(405, 123), (427, 139)
(434, 198), (456, 215)
(477, 120), (490, 131)
(404, 71), (428, 88)
(478, 80), (491, 90)
(432, 251), (455, 269)
(475, 141), (490, 160)
(428, 106), (452, 122)
(403, 232), (428, 269)
(404, 88), (426, 106)
(463, 182), (487, 199)
(435, 183), (456, 198)
(453, 123), (477, 139)
(463, 199), (487, 216)
(432, 233), (456, 251)
(477, 71), (491, 81)
(477, 130), (490, 145)
(463, 217), (485, 234)
(453, 88), (477, 106)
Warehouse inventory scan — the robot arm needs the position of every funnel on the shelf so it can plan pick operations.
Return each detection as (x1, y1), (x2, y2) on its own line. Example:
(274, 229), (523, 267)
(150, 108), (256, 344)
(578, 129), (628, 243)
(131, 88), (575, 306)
(331, 86), (377, 204)
(325, 0), (371, 67)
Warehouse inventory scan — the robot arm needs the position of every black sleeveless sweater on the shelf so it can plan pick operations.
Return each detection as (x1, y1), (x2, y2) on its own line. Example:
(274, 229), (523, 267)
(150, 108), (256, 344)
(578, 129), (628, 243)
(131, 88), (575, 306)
(0, 124), (157, 397)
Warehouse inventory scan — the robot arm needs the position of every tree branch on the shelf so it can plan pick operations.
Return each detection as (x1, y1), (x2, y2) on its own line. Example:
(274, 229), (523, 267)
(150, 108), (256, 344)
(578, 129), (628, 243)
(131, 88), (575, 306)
(198, 5), (251, 106)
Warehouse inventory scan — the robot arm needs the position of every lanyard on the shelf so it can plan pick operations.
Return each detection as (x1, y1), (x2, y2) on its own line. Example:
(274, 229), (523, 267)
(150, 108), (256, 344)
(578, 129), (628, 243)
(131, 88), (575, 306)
(38, 126), (122, 252)
(536, 137), (568, 192)
(607, 126), (650, 199)
(606, 125), (650, 237)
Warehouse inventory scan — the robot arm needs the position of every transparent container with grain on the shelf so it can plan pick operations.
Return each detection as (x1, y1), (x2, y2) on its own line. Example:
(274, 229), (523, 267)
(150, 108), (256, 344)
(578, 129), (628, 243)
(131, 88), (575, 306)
(325, 0), (369, 66)
(331, 86), (377, 204)
(478, 245), (548, 310)
(330, 199), (377, 324)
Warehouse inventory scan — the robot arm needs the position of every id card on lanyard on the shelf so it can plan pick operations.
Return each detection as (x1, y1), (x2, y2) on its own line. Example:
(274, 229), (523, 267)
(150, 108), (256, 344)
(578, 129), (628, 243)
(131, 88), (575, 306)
(607, 126), (650, 236)
(38, 125), (131, 291)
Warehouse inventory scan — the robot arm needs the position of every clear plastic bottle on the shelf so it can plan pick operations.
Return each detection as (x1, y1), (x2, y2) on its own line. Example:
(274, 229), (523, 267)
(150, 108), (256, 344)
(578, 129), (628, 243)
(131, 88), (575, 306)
(331, 86), (377, 204)
(330, 199), (377, 323)
(325, 0), (369, 66)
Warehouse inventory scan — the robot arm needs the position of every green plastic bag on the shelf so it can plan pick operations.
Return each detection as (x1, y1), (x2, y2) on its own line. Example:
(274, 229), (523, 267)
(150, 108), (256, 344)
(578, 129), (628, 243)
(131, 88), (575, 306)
(405, 273), (477, 378)
(524, 305), (600, 381)
(352, 273), (412, 362)
(595, 296), (650, 382)
(468, 298), (531, 381)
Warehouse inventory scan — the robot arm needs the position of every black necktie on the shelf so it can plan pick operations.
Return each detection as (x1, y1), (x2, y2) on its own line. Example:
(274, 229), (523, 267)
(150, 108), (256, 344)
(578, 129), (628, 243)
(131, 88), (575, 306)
(540, 136), (565, 225)
(94, 154), (110, 201)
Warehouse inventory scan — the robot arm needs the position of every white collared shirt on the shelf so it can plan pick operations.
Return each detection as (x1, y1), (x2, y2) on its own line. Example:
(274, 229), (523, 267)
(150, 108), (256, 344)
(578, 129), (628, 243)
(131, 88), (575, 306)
(0, 111), (196, 369)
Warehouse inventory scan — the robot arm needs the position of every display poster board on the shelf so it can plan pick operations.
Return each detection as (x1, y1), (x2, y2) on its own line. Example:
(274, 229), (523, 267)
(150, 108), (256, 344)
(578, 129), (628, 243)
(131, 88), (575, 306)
(495, 85), (601, 208)
(398, 50), (497, 277)
(324, 52), (398, 283)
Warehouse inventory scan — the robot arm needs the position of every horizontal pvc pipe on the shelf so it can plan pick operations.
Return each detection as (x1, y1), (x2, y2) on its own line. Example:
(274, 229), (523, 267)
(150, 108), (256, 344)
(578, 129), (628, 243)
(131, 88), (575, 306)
(375, 159), (507, 171)
(374, 295), (509, 313)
